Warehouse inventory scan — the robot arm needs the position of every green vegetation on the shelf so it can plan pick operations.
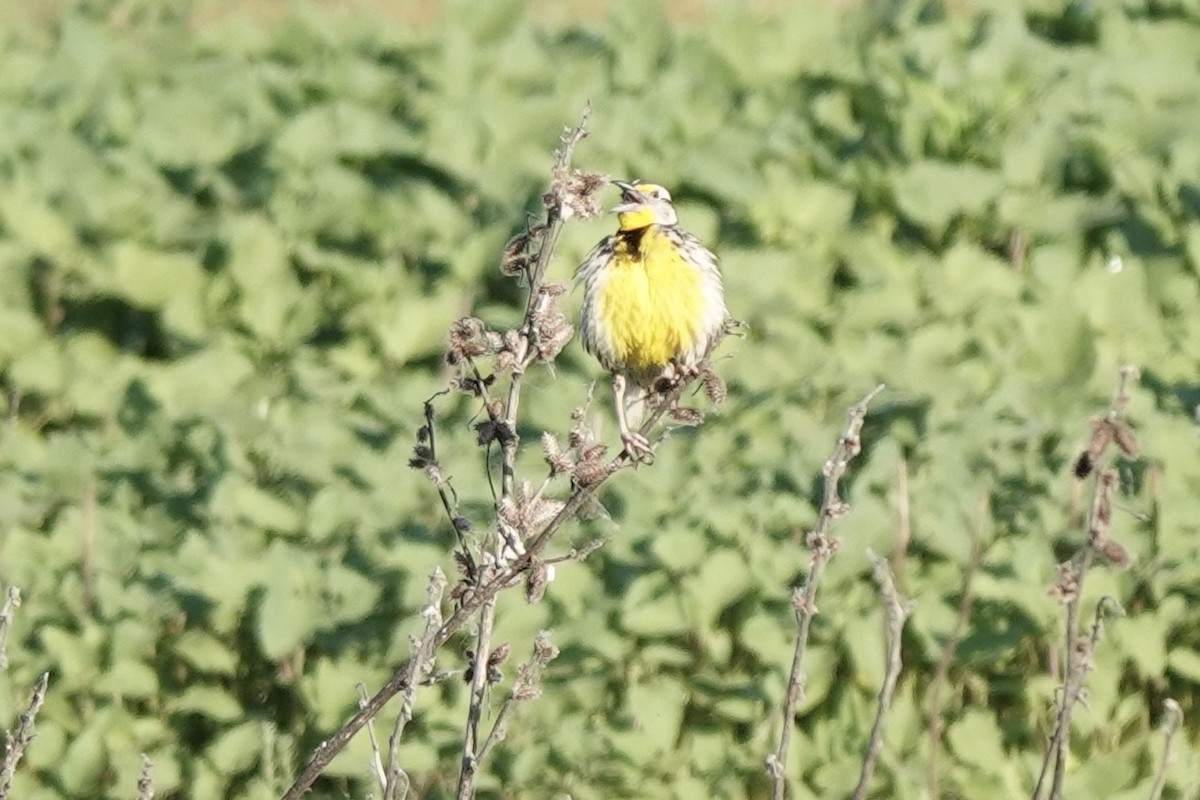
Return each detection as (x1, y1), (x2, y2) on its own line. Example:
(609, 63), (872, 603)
(2, 0), (1199, 798)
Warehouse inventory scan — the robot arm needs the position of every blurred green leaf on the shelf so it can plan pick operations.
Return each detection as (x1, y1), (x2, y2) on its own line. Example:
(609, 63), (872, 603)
(168, 686), (243, 722)
(206, 721), (263, 775)
(893, 160), (1004, 235)
(947, 710), (1006, 775)
(173, 630), (239, 675)
(1167, 648), (1200, 683)
(94, 660), (159, 698)
(109, 242), (205, 311)
(256, 542), (323, 658)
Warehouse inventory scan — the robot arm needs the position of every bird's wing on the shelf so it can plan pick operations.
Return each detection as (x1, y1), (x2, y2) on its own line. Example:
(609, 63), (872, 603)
(573, 233), (618, 288)
(670, 227), (728, 340)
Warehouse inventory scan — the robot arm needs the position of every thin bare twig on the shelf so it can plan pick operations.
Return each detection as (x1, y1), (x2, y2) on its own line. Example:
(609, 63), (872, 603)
(135, 754), (154, 800)
(0, 671), (50, 800)
(385, 568), (446, 800)
(851, 551), (912, 800)
(477, 631), (560, 764)
(0, 587), (20, 671)
(359, 686), (388, 795)
(1032, 365), (1138, 800)
(455, 600), (497, 800)
(926, 496), (988, 800)
(766, 384), (885, 800)
(1147, 699), (1182, 800)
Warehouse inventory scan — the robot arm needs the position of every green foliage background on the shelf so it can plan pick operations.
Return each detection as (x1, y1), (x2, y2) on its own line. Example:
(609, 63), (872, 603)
(1, 0), (1199, 797)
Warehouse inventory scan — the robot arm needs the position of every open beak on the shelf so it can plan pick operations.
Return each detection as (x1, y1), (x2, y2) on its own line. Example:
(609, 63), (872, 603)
(612, 180), (644, 212)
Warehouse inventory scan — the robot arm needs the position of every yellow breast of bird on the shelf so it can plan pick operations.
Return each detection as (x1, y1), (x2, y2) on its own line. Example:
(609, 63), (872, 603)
(597, 226), (709, 374)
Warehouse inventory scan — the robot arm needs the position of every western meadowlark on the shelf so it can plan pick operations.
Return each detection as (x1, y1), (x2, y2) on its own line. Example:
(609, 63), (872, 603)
(575, 180), (727, 459)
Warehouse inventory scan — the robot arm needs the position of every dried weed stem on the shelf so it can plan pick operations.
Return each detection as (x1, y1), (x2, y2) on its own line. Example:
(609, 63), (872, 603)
(1147, 699), (1182, 800)
(0, 671), (49, 800)
(767, 384), (884, 800)
(1032, 365), (1139, 800)
(0, 587), (20, 671)
(135, 754), (154, 800)
(477, 631), (560, 764)
(851, 551), (912, 800)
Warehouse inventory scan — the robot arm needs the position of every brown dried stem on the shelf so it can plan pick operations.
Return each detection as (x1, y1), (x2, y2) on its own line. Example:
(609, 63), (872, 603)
(1032, 365), (1138, 800)
(0, 587), (20, 671)
(476, 631), (560, 765)
(0, 671), (49, 800)
(135, 754), (154, 800)
(1147, 699), (1182, 800)
(766, 383), (885, 800)
(455, 600), (497, 800)
(384, 568), (446, 800)
(851, 551), (912, 800)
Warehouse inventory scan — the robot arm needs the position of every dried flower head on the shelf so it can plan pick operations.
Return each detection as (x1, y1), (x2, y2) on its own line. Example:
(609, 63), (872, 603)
(535, 313), (575, 363)
(532, 630), (559, 664)
(1112, 423), (1139, 458)
(1096, 536), (1133, 568)
(547, 169), (606, 221)
(475, 420), (498, 447)
(702, 370), (727, 405)
(525, 559), (550, 603)
(488, 642), (511, 669)
(572, 457), (610, 488)
(1050, 561), (1079, 604)
(497, 496), (521, 529)
(447, 317), (494, 364)
(409, 445), (434, 470)
(668, 405), (704, 426)
(1073, 451), (1095, 479)
(541, 432), (574, 476)
(499, 223), (547, 277)
(452, 374), (492, 397)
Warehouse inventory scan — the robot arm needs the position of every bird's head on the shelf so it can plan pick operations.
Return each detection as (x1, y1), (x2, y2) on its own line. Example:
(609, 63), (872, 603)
(612, 180), (678, 230)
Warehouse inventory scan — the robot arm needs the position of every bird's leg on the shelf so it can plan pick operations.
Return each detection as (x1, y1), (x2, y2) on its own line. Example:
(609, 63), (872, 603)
(613, 373), (653, 460)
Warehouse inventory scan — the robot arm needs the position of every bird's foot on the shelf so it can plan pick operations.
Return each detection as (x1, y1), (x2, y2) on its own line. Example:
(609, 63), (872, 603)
(620, 430), (655, 462)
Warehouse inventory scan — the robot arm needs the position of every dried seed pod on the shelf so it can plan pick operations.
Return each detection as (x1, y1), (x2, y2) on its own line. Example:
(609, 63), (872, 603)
(1096, 537), (1133, 569)
(1112, 423), (1139, 457)
(1073, 451), (1094, 479)
(500, 231), (534, 276)
(525, 560), (550, 603)
(542, 432), (573, 475)
(572, 458), (610, 488)
(702, 370), (727, 405)
(668, 406), (704, 426)
(447, 317), (491, 362)
(475, 420), (498, 447)
(488, 643), (510, 669)
(408, 445), (434, 470)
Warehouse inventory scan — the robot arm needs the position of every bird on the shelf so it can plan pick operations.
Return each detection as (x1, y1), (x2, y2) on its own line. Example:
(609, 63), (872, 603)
(575, 180), (727, 459)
